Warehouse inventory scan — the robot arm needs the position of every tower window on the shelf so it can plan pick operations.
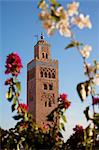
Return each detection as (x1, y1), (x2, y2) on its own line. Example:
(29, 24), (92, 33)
(46, 53), (48, 59)
(49, 84), (53, 90)
(42, 53), (44, 58)
(49, 100), (51, 107)
(40, 71), (43, 77)
(44, 84), (47, 90)
(48, 72), (51, 78)
(44, 72), (47, 78)
(45, 101), (47, 107)
(52, 73), (55, 78)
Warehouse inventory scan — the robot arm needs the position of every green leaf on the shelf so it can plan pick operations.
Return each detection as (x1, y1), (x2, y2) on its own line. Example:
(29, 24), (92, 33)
(6, 87), (13, 101)
(65, 41), (83, 50)
(93, 113), (99, 128)
(13, 115), (22, 120)
(60, 122), (65, 131)
(47, 112), (54, 121)
(50, 0), (61, 7)
(12, 104), (16, 112)
(76, 81), (91, 101)
(16, 82), (21, 92)
(13, 97), (18, 104)
(84, 106), (90, 121)
(50, 0), (56, 3)
(6, 92), (12, 100)
(58, 132), (63, 138)
(62, 115), (67, 123)
(38, 0), (44, 8)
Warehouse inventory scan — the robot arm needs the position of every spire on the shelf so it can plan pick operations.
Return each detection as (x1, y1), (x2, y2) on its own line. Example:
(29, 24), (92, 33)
(41, 33), (44, 40)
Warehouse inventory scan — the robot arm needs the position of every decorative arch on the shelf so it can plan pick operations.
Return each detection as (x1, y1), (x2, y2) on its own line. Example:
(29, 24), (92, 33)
(48, 72), (51, 78)
(52, 73), (55, 78)
(44, 84), (47, 90)
(46, 53), (48, 59)
(49, 84), (53, 90)
(42, 53), (44, 58)
(44, 72), (47, 78)
(40, 71), (43, 77)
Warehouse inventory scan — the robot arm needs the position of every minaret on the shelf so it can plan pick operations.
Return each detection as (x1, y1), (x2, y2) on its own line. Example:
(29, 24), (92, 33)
(27, 34), (58, 126)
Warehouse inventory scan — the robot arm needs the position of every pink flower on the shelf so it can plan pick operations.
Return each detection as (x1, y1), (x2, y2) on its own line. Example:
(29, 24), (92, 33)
(5, 78), (13, 85)
(5, 52), (23, 76)
(42, 123), (49, 131)
(17, 103), (28, 113)
(56, 135), (60, 141)
(93, 97), (99, 105)
(59, 93), (71, 109)
(60, 93), (68, 101)
(73, 124), (84, 134)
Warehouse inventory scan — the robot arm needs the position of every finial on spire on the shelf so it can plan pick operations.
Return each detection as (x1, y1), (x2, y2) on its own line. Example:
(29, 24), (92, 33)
(41, 33), (44, 40)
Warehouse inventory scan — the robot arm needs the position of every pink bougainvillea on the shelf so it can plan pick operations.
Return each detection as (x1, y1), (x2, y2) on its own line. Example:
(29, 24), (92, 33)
(73, 124), (84, 134)
(59, 93), (71, 109)
(5, 78), (13, 85)
(17, 103), (28, 113)
(93, 97), (99, 105)
(5, 52), (23, 76)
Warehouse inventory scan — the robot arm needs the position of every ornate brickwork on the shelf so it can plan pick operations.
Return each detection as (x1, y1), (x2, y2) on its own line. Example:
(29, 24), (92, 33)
(27, 34), (58, 126)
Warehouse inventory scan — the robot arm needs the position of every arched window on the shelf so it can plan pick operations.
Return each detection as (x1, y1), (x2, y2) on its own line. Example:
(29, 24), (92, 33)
(46, 53), (48, 59)
(49, 100), (51, 107)
(44, 84), (47, 90)
(52, 73), (55, 78)
(49, 84), (53, 90)
(48, 72), (51, 78)
(42, 53), (44, 58)
(40, 71), (43, 77)
(45, 101), (47, 107)
(44, 72), (47, 78)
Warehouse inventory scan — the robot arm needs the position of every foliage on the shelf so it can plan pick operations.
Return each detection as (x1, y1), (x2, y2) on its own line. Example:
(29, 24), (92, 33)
(1, 0), (99, 149)
(38, 0), (99, 149)
(2, 52), (71, 149)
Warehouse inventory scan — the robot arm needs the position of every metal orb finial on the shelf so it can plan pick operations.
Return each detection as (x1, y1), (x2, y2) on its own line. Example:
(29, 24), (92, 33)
(41, 33), (44, 39)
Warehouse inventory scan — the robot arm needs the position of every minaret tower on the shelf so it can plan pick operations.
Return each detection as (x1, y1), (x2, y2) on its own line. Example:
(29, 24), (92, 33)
(27, 34), (58, 126)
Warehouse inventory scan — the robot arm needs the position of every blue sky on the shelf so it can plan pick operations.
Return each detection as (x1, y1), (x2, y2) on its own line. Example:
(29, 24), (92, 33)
(0, 0), (99, 140)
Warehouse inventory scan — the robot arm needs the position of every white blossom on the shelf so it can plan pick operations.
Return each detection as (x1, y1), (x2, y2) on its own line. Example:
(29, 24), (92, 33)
(39, 11), (51, 20)
(55, 6), (68, 20)
(83, 63), (95, 77)
(72, 14), (92, 29)
(39, 0), (48, 10)
(80, 45), (92, 58)
(43, 20), (55, 35)
(81, 84), (86, 100)
(56, 20), (71, 37)
(47, 26), (56, 36)
(67, 2), (79, 16)
(93, 74), (99, 85)
(96, 62), (99, 70)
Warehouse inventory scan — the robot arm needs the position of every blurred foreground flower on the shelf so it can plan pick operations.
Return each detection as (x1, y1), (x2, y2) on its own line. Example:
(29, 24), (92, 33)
(5, 78), (13, 85)
(67, 1), (79, 16)
(17, 103), (28, 113)
(72, 14), (92, 29)
(56, 19), (71, 37)
(93, 97), (99, 105)
(80, 45), (92, 58)
(93, 74), (99, 85)
(42, 123), (49, 132)
(59, 93), (71, 109)
(73, 124), (84, 134)
(5, 52), (23, 76)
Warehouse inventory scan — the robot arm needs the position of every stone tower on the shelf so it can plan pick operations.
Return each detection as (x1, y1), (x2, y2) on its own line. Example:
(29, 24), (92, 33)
(27, 34), (58, 126)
